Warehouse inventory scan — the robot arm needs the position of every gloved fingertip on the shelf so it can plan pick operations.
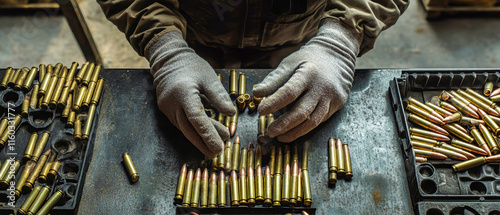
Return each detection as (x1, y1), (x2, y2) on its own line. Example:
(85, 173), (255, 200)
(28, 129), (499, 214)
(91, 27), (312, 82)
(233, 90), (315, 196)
(277, 135), (295, 143)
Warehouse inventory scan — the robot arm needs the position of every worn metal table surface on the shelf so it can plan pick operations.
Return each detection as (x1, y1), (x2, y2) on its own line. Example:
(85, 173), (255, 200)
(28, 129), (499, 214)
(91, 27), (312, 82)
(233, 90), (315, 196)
(77, 69), (411, 215)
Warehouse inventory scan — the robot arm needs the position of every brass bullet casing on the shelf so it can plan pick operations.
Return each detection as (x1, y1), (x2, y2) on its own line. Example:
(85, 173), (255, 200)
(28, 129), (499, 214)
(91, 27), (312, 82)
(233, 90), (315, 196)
(210, 157), (218, 172)
(47, 160), (61, 182)
(14, 67), (29, 90)
(174, 164), (187, 204)
(255, 144), (262, 168)
(248, 102), (256, 112)
(440, 101), (458, 113)
(490, 115), (500, 125)
(479, 124), (500, 154)
(8, 69), (21, 87)
(437, 142), (475, 160)
(443, 124), (473, 143)
(466, 88), (495, 108)
(247, 167), (256, 206)
(75, 62), (88, 83)
(22, 67), (38, 91)
(457, 89), (499, 116)
(432, 144), (468, 160)
(67, 62), (79, 84)
(409, 127), (450, 142)
(302, 169), (312, 207)
(67, 111), (76, 127)
(217, 73), (222, 82)
(0, 117), (7, 135)
(82, 104), (97, 139)
(443, 112), (462, 124)
(62, 94), (73, 119)
(19, 185), (41, 214)
(470, 126), (492, 156)
(407, 104), (444, 125)
(49, 66), (67, 108)
(343, 143), (353, 179)
(266, 113), (274, 128)
(39, 152), (56, 183)
(492, 95), (500, 102)
(218, 171), (226, 207)
(232, 136), (240, 171)
(336, 138), (345, 175)
(27, 185), (51, 215)
(230, 171), (240, 206)
(243, 94), (251, 104)
(415, 157), (428, 162)
(38, 66), (53, 97)
(217, 151), (225, 171)
(35, 190), (64, 215)
(224, 141), (232, 172)
(32, 131), (50, 162)
(0, 67), (13, 89)
(328, 137), (338, 176)
(208, 172), (217, 208)
(83, 80), (96, 108)
(217, 112), (225, 124)
(407, 97), (445, 121)
(269, 145), (276, 175)
(38, 64), (47, 81)
(74, 119), (82, 140)
(460, 116), (484, 126)
(91, 78), (104, 105)
(21, 99), (29, 117)
(236, 95), (246, 111)
(0, 160), (20, 186)
(247, 143), (255, 169)
(302, 141), (309, 171)
(73, 85), (87, 111)
(425, 102), (452, 117)
(91, 64), (102, 83)
(41, 74), (58, 109)
(413, 148), (447, 159)
(484, 82), (494, 96)
(290, 162), (299, 206)
(240, 148), (248, 172)
(284, 145), (291, 169)
(224, 113), (230, 128)
(408, 114), (449, 136)
(276, 146), (283, 175)
(238, 72), (246, 96)
(263, 166), (272, 206)
(52, 63), (63, 77)
(478, 109), (500, 135)
(123, 153), (139, 183)
(239, 167), (248, 205)
(486, 154), (500, 162)
(190, 168), (201, 207)
(24, 132), (38, 160)
(451, 138), (488, 156)
(297, 167), (303, 205)
(257, 115), (268, 143)
(255, 165), (264, 203)
(182, 169), (194, 207)
(229, 69), (238, 98)
(0, 114), (22, 146)
(30, 84), (39, 109)
(24, 150), (51, 193)
(15, 160), (36, 197)
(453, 157), (487, 172)
(450, 91), (479, 112)
(229, 104), (238, 136)
(82, 62), (95, 86)
(272, 173), (282, 207)
(281, 164), (291, 205)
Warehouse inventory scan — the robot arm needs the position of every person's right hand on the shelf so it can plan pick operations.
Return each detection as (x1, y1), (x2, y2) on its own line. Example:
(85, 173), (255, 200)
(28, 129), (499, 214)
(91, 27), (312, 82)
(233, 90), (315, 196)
(145, 31), (236, 158)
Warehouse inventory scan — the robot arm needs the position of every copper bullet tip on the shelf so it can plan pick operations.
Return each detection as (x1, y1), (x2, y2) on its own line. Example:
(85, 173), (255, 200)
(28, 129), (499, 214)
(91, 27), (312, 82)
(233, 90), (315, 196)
(187, 169), (194, 180)
(265, 166), (271, 175)
(225, 141), (232, 148)
(439, 91), (452, 101)
(430, 124), (449, 136)
(486, 154), (500, 162)
(248, 166), (254, 176)
(284, 164), (290, 174)
(487, 107), (500, 117)
(229, 123), (236, 136)
(249, 142), (254, 149)
(210, 172), (217, 184)
(477, 109), (487, 118)
(240, 167), (246, 176)
(452, 123), (468, 134)
(433, 152), (448, 160)
(335, 138), (342, 148)
(278, 147), (282, 155)
(234, 135), (240, 144)
(490, 88), (500, 97)
(231, 170), (237, 180)
(195, 168), (201, 180)
(180, 164), (187, 175)
(219, 171), (225, 179)
(256, 165), (262, 176)
(43, 149), (52, 156)
(292, 162), (299, 176)
(481, 144), (492, 156)
(302, 211), (310, 215)
(202, 168), (209, 180)
(431, 111), (445, 122)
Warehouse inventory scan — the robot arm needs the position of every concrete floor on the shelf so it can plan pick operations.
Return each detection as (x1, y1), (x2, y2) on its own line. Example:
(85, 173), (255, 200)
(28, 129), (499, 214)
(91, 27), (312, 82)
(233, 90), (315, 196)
(0, 1), (499, 69)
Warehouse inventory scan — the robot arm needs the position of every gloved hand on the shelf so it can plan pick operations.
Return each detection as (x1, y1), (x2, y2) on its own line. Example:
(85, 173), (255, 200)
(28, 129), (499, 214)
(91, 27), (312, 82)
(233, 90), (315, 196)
(253, 20), (361, 142)
(146, 31), (236, 158)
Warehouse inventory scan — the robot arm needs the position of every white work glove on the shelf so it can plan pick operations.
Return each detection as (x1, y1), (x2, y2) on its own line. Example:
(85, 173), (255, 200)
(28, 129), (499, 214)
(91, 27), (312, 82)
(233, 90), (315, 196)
(146, 31), (236, 158)
(253, 20), (361, 142)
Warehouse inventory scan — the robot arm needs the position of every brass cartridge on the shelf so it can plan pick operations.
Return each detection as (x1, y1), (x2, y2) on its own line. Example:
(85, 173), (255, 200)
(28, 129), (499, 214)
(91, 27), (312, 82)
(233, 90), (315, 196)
(247, 166), (256, 206)
(182, 169), (194, 207)
(255, 144), (262, 168)
(328, 137), (338, 174)
(208, 172), (217, 208)
(41, 72), (58, 109)
(484, 82), (494, 96)
(407, 97), (445, 121)
(217, 151), (225, 170)
(281, 164), (291, 205)
(190, 168), (201, 207)
(67, 110), (76, 127)
(47, 160), (61, 182)
(27, 185), (51, 215)
(14, 67), (29, 90)
(174, 164), (187, 204)
(218, 171), (226, 207)
(24, 133), (38, 160)
(413, 148), (447, 159)
(62, 94), (73, 119)
(0, 160), (20, 187)
(238, 72), (246, 96)
(457, 89), (498, 116)
(290, 162), (299, 206)
(451, 138), (488, 156)
(477, 109), (500, 135)
(336, 138), (345, 175)
(240, 148), (248, 172)
(49, 66), (67, 108)
(257, 115), (267, 143)
(35, 190), (64, 215)
(229, 104), (238, 136)
(38, 152), (56, 183)
(443, 124), (473, 143)
(425, 101), (453, 117)
(297, 167), (303, 205)
(32, 131), (50, 162)
(224, 141), (232, 172)
(22, 67), (38, 91)
(302, 141), (309, 171)
(276, 146), (283, 175)
(409, 127), (450, 142)
(269, 145), (276, 175)
(29, 84), (39, 109)
(255, 165), (264, 203)
(440, 101), (458, 113)
(302, 169), (312, 207)
(15, 160), (36, 197)
(408, 114), (449, 136)
(123, 153), (139, 183)
(38, 64), (46, 81)
(239, 167), (248, 205)
(21, 99), (29, 117)
(229, 69), (237, 97)
(230, 170), (240, 206)
(0, 67), (13, 89)
(9, 69), (21, 87)
(24, 150), (50, 192)
(343, 143), (353, 179)
(19, 185), (41, 214)
(407, 104), (444, 125)
(479, 124), (500, 154)
(272, 172), (282, 207)
(459, 116), (484, 126)
(231, 136), (240, 171)
(247, 143), (255, 169)
(73, 85), (87, 111)
(90, 78), (104, 105)
(74, 119), (82, 140)
(263, 166), (272, 207)
(82, 104), (96, 139)
(452, 157), (487, 172)
(470, 126), (492, 156)
(75, 62), (88, 83)
(82, 62), (94, 86)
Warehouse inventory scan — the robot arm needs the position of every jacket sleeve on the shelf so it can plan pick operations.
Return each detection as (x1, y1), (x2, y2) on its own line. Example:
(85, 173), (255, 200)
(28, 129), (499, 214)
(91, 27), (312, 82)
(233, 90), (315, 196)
(97, 0), (187, 56)
(323, 0), (409, 56)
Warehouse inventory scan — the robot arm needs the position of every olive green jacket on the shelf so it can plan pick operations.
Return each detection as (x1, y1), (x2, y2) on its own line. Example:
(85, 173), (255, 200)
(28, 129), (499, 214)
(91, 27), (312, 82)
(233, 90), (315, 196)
(98, 0), (409, 57)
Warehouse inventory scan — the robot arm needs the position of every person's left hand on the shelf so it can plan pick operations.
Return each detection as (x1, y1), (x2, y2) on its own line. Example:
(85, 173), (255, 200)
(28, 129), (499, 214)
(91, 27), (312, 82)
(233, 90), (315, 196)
(252, 20), (361, 142)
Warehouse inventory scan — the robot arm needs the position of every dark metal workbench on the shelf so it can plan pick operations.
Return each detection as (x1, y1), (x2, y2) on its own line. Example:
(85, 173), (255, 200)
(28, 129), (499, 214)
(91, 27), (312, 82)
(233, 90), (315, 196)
(77, 69), (412, 214)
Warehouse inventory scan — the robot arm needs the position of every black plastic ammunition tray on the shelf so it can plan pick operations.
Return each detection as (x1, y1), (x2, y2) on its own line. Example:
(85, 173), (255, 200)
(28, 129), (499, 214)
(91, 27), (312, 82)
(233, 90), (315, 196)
(0, 68), (100, 214)
(390, 69), (500, 215)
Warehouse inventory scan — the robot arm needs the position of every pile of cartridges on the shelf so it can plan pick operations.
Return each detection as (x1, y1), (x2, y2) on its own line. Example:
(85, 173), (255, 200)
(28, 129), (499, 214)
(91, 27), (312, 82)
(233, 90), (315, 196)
(174, 136), (313, 208)
(327, 137), (353, 185)
(406, 84), (500, 171)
